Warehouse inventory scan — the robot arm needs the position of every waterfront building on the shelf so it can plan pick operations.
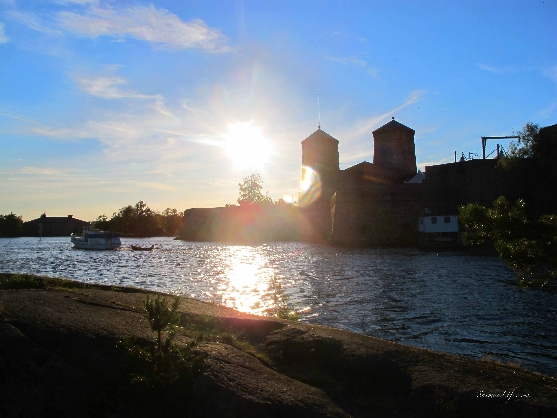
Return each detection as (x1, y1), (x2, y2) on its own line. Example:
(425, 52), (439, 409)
(22, 214), (90, 237)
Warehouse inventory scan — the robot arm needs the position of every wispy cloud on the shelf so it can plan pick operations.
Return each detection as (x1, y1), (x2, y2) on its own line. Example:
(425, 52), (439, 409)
(481, 62), (557, 86)
(538, 101), (556, 119)
(31, 126), (92, 140)
(53, 0), (99, 4)
(323, 55), (378, 76)
(342, 90), (425, 141)
(7, 11), (61, 35)
(76, 74), (156, 99)
(0, 110), (36, 124)
(323, 55), (366, 68)
(139, 182), (177, 191)
(57, 4), (230, 52)
(477, 63), (534, 74)
(19, 166), (68, 176)
(542, 65), (557, 83)
(0, 22), (9, 43)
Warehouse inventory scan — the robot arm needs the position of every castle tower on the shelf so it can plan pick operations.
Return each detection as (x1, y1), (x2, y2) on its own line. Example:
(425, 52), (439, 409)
(299, 128), (340, 240)
(301, 128), (339, 172)
(301, 128), (340, 198)
(372, 117), (417, 179)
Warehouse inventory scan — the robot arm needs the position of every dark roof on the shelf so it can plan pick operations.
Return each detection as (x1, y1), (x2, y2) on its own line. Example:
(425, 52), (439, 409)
(24, 215), (89, 224)
(539, 123), (557, 136)
(301, 128), (339, 144)
(344, 161), (373, 171)
(373, 118), (415, 134)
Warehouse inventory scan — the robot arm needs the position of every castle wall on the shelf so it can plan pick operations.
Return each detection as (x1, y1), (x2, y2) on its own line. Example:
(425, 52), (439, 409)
(424, 159), (531, 212)
(179, 205), (325, 243)
(330, 184), (453, 246)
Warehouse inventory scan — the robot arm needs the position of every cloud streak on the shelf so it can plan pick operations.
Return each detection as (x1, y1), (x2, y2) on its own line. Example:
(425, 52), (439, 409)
(542, 65), (557, 83)
(323, 55), (378, 76)
(7, 11), (61, 35)
(57, 4), (230, 52)
(477, 63), (535, 74)
(75, 74), (160, 100)
(0, 22), (9, 43)
(342, 90), (425, 141)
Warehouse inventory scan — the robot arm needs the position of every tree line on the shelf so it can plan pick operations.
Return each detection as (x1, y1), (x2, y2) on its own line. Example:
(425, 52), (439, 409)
(0, 213), (23, 237)
(94, 201), (184, 237)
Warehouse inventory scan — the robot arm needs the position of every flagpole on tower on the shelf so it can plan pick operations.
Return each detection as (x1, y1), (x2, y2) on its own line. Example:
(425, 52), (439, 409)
(318, 94), (321, 130)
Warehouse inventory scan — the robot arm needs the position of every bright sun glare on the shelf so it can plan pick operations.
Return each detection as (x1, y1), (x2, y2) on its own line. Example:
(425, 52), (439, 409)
(223, 121), (273, 170)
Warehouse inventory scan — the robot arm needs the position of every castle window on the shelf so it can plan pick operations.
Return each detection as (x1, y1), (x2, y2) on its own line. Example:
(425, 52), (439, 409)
(431, 217), (438, 224)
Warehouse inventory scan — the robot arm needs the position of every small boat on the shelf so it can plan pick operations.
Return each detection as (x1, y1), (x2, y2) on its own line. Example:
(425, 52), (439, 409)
(71, 230), (121, 250)
(131, 245), (154, 251)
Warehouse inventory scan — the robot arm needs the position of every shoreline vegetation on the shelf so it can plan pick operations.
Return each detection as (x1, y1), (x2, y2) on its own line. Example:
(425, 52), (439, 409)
(1, 274), (555, 417)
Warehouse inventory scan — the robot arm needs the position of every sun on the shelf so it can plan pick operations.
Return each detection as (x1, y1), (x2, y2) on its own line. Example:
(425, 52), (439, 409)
(223, 121), (273, 170)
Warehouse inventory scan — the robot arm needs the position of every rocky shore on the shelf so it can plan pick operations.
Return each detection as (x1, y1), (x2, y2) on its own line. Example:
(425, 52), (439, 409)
(0, 273), (555, 417)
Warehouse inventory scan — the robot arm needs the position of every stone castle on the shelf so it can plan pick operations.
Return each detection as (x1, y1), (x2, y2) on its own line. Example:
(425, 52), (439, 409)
(180, 120), (557, 245)
(300, 118), (448, 245)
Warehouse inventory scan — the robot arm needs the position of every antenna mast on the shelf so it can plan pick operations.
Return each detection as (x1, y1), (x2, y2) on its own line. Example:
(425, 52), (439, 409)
(318, 94), (321, 129)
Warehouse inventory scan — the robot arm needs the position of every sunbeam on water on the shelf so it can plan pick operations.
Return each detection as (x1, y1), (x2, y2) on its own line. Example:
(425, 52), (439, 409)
(218, 246), (277, 315)
(1, 236), (556, 377)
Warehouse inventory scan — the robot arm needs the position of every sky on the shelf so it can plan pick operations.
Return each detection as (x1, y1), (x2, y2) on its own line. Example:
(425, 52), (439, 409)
(1, 0), (556, 222)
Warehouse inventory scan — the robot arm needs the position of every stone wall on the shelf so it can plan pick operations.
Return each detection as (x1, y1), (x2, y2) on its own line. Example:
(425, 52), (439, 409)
(424, 155), (556, 217)
(424, 159), (512, 211)
(330, 184), (453, 246)
(179, 205), (327, 243)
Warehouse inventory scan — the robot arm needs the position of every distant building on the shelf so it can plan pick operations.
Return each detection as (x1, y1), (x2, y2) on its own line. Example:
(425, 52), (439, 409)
(22, 214), (90, 237)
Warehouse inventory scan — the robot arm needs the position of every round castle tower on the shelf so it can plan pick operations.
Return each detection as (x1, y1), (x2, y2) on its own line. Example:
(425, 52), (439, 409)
(372, 117), (417, 180)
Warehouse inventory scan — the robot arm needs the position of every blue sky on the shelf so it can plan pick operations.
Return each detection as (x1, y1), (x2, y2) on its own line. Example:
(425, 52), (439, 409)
(1, 0), (556, 221)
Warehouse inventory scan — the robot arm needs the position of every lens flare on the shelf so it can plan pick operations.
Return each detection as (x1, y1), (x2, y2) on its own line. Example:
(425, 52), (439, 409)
(298, 166), (322, 207)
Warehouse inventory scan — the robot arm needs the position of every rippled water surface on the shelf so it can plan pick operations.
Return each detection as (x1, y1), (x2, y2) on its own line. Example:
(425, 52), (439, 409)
(1, 237), (556, 377)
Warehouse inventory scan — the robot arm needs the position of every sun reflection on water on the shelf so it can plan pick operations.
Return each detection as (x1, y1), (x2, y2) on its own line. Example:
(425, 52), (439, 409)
(216, 246), (278, 315)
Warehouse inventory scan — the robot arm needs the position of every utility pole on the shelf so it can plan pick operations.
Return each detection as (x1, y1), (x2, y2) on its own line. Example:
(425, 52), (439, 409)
(481, 136), (519, 159)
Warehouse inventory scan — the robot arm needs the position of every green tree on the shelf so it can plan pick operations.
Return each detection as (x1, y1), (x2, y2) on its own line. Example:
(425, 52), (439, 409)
(161, 208), (184, 235)
(506, 122), (541, 159)
(459, 196), (557, 287)
(94, 214), (110, 230)
(237, 173), (273, 205)
(143, 295), (181, 361)
(0, 213), (24, 237)
(117, 294), (203, 417)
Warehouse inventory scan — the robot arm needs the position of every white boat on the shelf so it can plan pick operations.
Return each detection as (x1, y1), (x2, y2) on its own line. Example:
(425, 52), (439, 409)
(71, 230), (122, 250)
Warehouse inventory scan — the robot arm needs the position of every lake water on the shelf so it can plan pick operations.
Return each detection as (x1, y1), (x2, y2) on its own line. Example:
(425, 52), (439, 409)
(1, 236), (556, 377)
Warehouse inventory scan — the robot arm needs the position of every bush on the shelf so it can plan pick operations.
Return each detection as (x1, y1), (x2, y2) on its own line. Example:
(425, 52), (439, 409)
(117, 294), (204, 417)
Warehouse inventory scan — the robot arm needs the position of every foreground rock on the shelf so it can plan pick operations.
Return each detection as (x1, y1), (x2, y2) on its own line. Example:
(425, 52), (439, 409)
(0, 274), (555, 417)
